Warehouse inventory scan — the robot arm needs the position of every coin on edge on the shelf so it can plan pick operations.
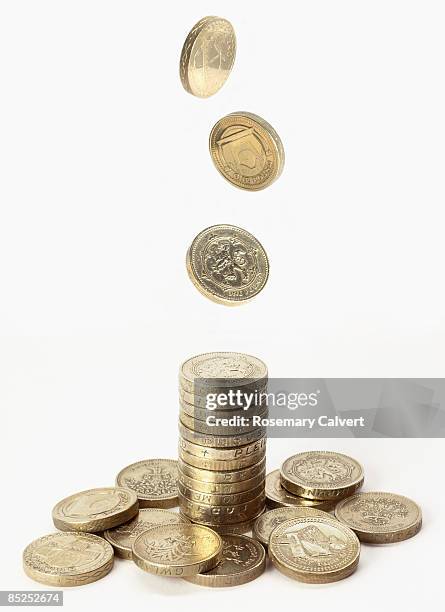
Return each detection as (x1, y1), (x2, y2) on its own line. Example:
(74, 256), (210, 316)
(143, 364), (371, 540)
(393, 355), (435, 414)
(104, 509), (190, 559)
(132, 524), (222, 577)
(209, 112), (284, 190)
(253, 506), (332, 548)
(280, 451), (364, 500)
(52, 487), (139, 532)
(269, 516), (360, 584)
(180, 17), (236, 98)
(266, 470), (338, 510)
(23, 532), (114, 587)
(184, 534), (265, 587)
(116, 459), (179, 508)
(186, 225), (269, 305)
(335, 491), (422, 544)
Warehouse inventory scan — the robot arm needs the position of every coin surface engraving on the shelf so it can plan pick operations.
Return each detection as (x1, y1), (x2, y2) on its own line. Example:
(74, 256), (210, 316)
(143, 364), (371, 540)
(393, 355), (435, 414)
(253, 507), (332, 548)
(266, 470), (338, 510)
(116, 459), (178, 508)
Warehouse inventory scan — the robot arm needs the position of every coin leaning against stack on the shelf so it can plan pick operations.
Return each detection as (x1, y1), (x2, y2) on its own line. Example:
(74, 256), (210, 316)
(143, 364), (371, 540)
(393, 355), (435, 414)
(177, 352), (268, 533)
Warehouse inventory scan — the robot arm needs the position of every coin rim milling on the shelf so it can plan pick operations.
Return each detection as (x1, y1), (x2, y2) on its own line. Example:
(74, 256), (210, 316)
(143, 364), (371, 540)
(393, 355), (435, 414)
(23, 532), (114, 587)
(265, 470), (339, 510)
(280, 451), (365, 501)
(253, 506), (333, 548)
(268, 516), (361, 584)
(179, 16), (236, 98)
(209, 111), (285, 191)
(131, 524), (223, 577)
(183, 534), (266, 587)
(115, 459), (179, 508)
(52, 487), (139, 532)
(186, 225), (270, 305)
(334, 491), (422, 544)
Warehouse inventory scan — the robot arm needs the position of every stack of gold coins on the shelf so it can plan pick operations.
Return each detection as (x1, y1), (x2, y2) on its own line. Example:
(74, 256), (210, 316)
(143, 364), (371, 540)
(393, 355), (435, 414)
(178, 352), (268, 533)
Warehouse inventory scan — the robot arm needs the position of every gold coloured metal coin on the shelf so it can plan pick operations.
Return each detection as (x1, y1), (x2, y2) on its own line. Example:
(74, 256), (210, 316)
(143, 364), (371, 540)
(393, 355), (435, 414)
(179, 467), (266, 495)
(253, 507), (332, 548)
(186, 225), (269, 305)
(179, 397), (265, 419)
(335, 491), (422, 544)
(180, 509), (265, 535)
(180, 352), (268, 392)
(178, 421), (266, 448)
(116, 459), (178, 508)
(269, 516), (360, 584)
(104, 509), (189, 560)
(179, 409), (266, 436)
(209, 112), (284, 191)
(179, 456), (266, 483)
(23, 532), (114, 587)
(180, 17), (236, 98)
(179, 436), (266, 461)
(178, 481), (264, 506)
(266, 470), (338, 511)
(280, 451), (364, 501)
(179, 491), (265, 525)
(52, 487), (138, 533)
(184, 534), (265, 587)
(178, 446), (265, 472)
(132, 524), (222, 577)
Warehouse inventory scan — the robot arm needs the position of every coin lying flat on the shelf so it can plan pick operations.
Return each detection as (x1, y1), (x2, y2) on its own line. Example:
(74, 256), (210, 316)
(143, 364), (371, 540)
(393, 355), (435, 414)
(52, 487), (138, 532)
(178, 446), (265, 471)
(179, 456), (266, 483)
(178, 480), (264, 506)
(184, 534), (265, 587)
(179, 397), (266, 419)
(335, 492), (422, 544)
(209, 112), (284, 190)
(182, 509), (265, 535)
(116, 459), (178, 508)
(269, 516), (360, 584)
(23, 532), (114, 587)
(186, 225), (269, 305)
(265, 470), (338, 510)
(179, 491), (265, 525)
(179, 410), (266, 436)
(179, 436), (266, 461)
(179, 467), (266, 495)
(178, 421), (266, 449)
(180, 16), (236, 98)
(280, 451), (364, 501)
(132, 524), (222, 577)
(253, 507), (332, 548)
(180, 352), (268, 392)
(104, 509), (190, 559)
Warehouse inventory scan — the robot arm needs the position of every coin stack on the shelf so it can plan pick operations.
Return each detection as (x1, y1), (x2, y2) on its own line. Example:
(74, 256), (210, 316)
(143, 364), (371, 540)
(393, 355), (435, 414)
(177, 352), (268, 533)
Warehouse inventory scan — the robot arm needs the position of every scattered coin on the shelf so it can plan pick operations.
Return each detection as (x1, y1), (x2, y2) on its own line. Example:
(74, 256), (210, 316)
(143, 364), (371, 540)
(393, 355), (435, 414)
(132, 524), (223, 577)
(104, 509), (189, 559)
(180, 16), (236, 98)
(186, 225), (269, 305)
(23, 532), (114, 587)
(253, 506), (332, 548)
(116, 459), (179, 508)
(209, 112), (284, 190)
(265, 470), (338, 510)
(52, 487), (138, 532)
(269, 516), (360, 583)
(280, 451), (364, 501)
(335, 491), (422, 544)
(184, 534), (265, 587)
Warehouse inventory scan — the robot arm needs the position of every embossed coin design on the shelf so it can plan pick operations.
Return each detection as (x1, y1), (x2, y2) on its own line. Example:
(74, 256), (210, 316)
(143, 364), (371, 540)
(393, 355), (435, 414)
(280, 451), (364, 501)
(132, 524), (222, 577)
(179, 421), (266, 449)
(186, 225), (269, 305)
(209, 112), (284, 190)
(269, 516), (360, 584)
(266, 470), (338, 510)
(335, 492), (422, 544)
(180, 17), (236, 98)
(23, 532), (114, 587)
(52, 487), (139, 532)
(184, 534), (265, 587)
(116, 459), (179, 508)
(178, 490), (265, 525)
(104, 509), (190, 559)
(253, 507), (332, 548)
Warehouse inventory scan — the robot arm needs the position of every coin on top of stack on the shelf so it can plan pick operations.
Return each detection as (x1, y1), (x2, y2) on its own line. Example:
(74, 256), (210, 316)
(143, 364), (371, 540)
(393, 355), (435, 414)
(178, 352), (268, 533)
(280, 451), (364, 502)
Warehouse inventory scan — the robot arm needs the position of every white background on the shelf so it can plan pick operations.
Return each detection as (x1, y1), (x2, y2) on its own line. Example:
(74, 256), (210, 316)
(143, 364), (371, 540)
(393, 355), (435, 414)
(1, 1), (444, 610)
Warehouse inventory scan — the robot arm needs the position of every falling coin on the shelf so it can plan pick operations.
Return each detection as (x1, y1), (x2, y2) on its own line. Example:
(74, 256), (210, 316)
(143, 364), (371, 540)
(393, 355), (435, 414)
(23, 532), (114, 587)
(186, 225), (269, 305)
(132, 524), (223, 577)
(269, 516), (360, 583)
(52, 487), (138, 532)
(335, 491), (422, 544)
(184, 534), (266, 587)
(104, 509), (190, 559)
(180, 17), (236, 98)
(116, 459), (179, 508)
(209, 112), (284, 190)
(253, 506), (332, 548)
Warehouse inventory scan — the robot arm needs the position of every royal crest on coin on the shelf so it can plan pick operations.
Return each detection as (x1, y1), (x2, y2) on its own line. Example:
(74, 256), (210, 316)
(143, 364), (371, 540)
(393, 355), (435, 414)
(142, 534), (208, 563)
(348, 496), (409, 526)
(290, 456), (353, 486)
(200, 234), (260, 291)
(124, 467), (176, 497)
